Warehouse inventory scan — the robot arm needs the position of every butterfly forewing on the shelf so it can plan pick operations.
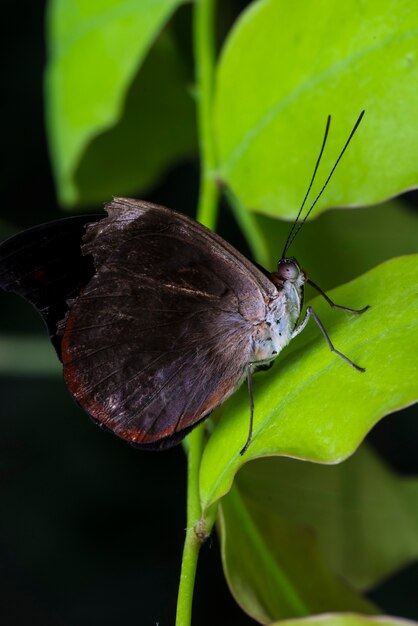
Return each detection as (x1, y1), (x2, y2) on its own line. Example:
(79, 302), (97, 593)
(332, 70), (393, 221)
(0, 215), (100, 354)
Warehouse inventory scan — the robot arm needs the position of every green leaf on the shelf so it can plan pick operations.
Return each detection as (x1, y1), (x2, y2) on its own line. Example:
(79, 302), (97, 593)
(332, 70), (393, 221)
(214, 0), (418, 218)
(200, 255), (418, 510)
(73, 32), (197, 207)
(256, 200), (418, 290)
(235, 445), (418, 593)
(0, 335), (59, 376)
(270, 615), (418, 626)
(219, 484), (375, 624)
(45, 0), (187, 206)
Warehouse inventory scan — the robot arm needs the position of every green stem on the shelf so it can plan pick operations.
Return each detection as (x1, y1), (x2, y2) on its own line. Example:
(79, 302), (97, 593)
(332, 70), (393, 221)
(175, 527), (201, 626)
(194, 0), (219, 230)
(175, 2), (219, 623)
(176, 429), (217, 625)
(175, 425), (205, 626)
(225, 187), (271, 268)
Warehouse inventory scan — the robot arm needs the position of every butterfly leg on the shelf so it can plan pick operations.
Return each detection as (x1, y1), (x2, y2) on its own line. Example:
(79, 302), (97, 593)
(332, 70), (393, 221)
(293, 306), (365, 372)
(240, 365), (254, 456)
(308, 279), (369, 314)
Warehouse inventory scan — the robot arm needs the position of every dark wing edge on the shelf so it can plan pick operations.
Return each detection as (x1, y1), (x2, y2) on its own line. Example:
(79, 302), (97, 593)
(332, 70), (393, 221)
(0, 214), (102, 355)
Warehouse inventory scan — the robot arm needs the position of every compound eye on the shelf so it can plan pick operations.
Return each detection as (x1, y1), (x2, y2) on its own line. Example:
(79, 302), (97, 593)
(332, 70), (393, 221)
(277, 258), (299, 281)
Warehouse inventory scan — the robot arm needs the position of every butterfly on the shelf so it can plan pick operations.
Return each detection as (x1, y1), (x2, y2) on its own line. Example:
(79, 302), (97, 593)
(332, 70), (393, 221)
(0, 112), (367, 454)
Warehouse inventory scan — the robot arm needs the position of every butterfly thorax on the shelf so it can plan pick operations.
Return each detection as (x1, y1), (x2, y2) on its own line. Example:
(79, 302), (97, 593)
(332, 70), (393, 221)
(250, 260), (305, 366)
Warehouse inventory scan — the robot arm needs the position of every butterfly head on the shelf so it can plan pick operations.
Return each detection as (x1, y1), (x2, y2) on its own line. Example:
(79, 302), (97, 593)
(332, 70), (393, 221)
(276, 257), (307, 287)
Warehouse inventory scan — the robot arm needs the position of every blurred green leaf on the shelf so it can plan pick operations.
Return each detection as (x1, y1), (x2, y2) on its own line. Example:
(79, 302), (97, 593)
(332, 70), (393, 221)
(270, 615), (418, 626)
(200, 255), (418, 509)
(45, 0), (186, 206)
(0, 335), (59, 375)
(236, 445), (418, 593)
(255, 201), (418, 290)
(74, 32), (197, 206)
(214, 0), (418, 218)
(219, 483), (375, 624)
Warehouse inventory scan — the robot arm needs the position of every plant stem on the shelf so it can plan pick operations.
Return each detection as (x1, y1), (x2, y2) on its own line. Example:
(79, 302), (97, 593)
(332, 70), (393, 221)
(225, 187), (271, 268)
(175, 425), (206, 626)
(175, 2), (219, 624)
(175, 526), (201, 626)
(194, 0), (219, 230)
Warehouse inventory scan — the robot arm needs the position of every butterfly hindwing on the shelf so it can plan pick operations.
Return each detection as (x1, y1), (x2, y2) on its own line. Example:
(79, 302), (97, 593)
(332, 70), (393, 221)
(61, 199), (276, 447)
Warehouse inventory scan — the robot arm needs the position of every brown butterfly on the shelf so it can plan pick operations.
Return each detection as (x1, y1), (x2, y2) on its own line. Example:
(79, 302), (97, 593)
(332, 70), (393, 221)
(0, 112), (367, 454)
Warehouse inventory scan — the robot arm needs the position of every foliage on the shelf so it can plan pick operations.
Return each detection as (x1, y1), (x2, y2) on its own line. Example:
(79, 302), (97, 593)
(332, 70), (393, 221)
(45, 0), (189, 206)
(219, 445), (418, 622)
(214, 0), (418, 219)
(15, 0), (418, 624)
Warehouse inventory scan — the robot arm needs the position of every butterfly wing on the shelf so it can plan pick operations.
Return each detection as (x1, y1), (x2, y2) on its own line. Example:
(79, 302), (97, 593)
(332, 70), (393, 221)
(0, 214), (100, 354)
(61, 198), (279, 447)
(0, 198), (279, 448)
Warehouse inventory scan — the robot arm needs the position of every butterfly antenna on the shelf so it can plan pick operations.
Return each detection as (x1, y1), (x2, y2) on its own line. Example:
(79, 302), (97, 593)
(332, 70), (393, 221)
(282, 110), (365, 258)
(282, 115), (331, 259)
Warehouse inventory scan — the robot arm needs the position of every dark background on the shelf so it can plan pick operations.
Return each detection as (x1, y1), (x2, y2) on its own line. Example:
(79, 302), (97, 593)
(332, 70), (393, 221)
(1, 2), (417, 624)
